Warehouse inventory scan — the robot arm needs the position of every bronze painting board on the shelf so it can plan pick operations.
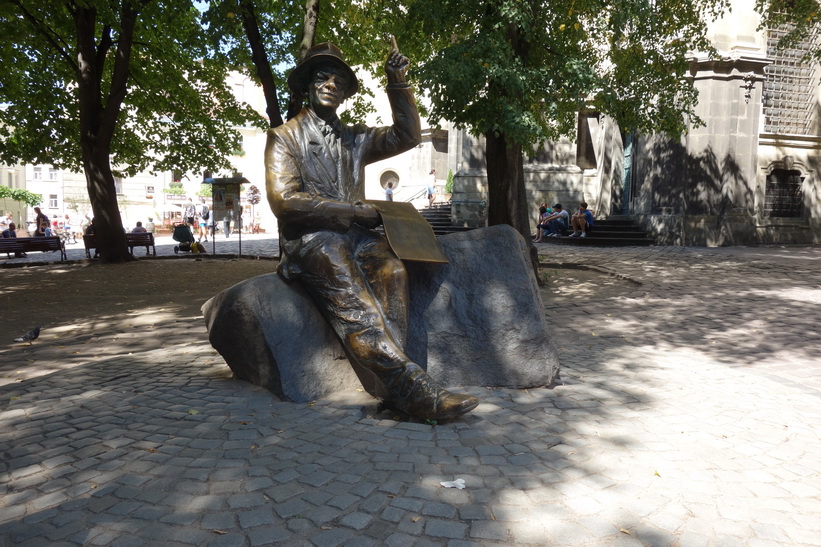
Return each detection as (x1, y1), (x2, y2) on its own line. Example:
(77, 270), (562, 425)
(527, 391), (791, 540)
(365, 200), (449, 263)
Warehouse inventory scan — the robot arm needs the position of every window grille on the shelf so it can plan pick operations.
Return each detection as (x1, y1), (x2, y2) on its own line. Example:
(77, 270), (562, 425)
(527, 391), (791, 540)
(762, 25), (819, 135)
(49, 194), (58, 209)
(764, 168), (804, 217)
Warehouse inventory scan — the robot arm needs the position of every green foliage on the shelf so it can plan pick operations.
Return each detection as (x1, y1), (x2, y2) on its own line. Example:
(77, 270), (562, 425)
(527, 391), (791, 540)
(0, 0), (261, 177)
(163, 181), (186, 195)
(201, 0), (382, 126)
(372, 0), (731, 145)
(756, 0), (821, 62)
(0, 186), (43, 206)
(446, 170), (454, 194)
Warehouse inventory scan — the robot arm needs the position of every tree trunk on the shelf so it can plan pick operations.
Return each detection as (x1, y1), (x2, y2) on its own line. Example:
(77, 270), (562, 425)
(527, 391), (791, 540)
(82, 142), (131, 263)
(286, 0), (320, 120)
(485, 131), (541, 282)
(73, 4), (132, 263)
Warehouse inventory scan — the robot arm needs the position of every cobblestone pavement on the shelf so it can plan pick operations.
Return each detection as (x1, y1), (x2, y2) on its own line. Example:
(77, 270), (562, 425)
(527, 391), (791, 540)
(2, 238), (820, 546)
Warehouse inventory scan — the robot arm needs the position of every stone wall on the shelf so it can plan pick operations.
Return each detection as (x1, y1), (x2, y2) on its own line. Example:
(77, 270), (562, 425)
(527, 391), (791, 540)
(451, 130), (590, 228)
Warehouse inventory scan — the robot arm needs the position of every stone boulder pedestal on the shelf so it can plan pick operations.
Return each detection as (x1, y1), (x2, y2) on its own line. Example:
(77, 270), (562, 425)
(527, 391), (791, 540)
(202, 224), (560, 403)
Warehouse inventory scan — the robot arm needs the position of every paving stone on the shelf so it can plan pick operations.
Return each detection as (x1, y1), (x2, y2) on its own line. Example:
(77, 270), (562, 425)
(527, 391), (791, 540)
(425, 518), (467, 539)
(274, 498), (311, 519)
(309, 527), (354, 546)
(470, 521), (509, 541)
(339, 511), (373, 531)
(248, 525), (290, 545)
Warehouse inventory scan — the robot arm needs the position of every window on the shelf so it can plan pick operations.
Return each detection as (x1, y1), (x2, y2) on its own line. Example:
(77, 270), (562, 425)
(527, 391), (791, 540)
(380, 170), (400, 191)
(762, 24), (819, 135)
(48, 167), (58, 180)
(764, 168), (804, 218)
(7, 172), (14, 188)
(49, 194), (58, 208)
(33, 166), (42, 180)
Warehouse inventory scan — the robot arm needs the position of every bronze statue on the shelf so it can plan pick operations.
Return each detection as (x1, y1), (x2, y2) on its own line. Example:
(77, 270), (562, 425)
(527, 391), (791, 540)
(265, 40), (478, 420)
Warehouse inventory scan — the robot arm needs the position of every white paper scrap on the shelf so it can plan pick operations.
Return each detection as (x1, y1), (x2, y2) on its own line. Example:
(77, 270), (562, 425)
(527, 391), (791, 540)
(440, 478), (466, 489)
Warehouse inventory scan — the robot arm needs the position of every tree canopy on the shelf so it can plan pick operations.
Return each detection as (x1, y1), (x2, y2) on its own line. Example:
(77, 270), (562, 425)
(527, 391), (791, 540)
(384, 0), (731, 148)
(0, 0), (260, 179)
(0, 0), (266, 261)
(0, 186), (42, 206)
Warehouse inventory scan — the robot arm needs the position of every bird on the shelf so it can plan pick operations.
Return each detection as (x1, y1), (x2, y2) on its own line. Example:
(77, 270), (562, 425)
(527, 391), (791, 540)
(14, 326), (41, 345)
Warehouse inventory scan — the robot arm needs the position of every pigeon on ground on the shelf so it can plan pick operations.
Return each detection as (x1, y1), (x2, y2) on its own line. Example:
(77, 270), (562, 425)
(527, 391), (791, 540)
(14, 326), (41, 345)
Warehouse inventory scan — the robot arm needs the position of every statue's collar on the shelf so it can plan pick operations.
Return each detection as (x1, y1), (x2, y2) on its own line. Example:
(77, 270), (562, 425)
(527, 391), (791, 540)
(307, 108), (341, 136)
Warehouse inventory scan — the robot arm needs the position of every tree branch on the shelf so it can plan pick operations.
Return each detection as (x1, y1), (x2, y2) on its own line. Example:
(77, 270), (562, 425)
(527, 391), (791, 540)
(100, 2), (140, 145)
(96, 24), (113, 82)
(10, 0), (77, 71)
(239, 0), (283, 127)
(286, 0), (320, 120)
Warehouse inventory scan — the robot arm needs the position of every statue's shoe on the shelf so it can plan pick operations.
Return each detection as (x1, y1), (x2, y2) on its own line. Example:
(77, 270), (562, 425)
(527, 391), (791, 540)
(422, 391), (479, 420)
(395, 368), (479, 420)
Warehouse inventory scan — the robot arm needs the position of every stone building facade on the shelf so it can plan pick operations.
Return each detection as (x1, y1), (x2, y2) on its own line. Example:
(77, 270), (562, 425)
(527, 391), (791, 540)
(451, 3), (821, 246)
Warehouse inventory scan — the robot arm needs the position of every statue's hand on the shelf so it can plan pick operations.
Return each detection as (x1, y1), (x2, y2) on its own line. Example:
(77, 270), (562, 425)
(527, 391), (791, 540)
(353, 202), (381, 229)
(385, 35), (409, 85)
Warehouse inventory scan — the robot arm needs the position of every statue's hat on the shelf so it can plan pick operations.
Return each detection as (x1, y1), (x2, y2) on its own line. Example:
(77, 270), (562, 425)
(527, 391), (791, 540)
(287, 42), (359, 99)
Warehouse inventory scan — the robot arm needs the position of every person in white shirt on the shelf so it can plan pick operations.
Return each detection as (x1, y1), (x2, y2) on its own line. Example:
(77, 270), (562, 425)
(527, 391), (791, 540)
(543, 203), (570, 237)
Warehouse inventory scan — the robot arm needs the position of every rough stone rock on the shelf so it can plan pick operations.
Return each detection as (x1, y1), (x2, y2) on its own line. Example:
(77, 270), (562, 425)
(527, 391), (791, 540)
(202, 224), (560, 402)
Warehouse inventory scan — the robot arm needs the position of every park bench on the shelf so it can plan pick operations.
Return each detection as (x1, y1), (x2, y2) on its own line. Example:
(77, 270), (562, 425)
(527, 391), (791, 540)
(83, 232), (156, 259)
(0, 236), (67, 261)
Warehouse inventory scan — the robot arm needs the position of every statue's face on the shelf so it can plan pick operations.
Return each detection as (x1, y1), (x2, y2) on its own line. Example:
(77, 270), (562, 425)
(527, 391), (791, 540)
(308, 65), (349, 111)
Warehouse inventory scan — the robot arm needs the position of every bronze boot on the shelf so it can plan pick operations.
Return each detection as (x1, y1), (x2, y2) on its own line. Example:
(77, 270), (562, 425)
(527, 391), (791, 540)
(387, 363), (478, 420)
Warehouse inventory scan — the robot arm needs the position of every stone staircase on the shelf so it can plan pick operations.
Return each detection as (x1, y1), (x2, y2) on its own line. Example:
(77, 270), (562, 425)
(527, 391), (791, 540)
(418, 202), (472, 236)
(414, 204), (654, 245)
(544, 215), (655, 246)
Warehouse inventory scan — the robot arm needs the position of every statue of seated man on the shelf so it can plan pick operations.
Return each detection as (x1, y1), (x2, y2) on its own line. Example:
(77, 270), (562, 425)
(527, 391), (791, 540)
(265, 40), (478, 420)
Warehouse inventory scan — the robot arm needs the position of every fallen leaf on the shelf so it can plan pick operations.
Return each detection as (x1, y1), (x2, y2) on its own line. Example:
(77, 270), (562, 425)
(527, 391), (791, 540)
(187, 409), (199, 415)
(212, 530), (228, 535)
(654, 471), (661, 477)
(411, 517), (421, 522)
(620, 529), (630, 535)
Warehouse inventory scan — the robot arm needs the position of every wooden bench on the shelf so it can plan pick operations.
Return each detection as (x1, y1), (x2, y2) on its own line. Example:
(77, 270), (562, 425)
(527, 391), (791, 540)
(126, 232), (156, 257)
(83, 232), (156, 258)
(0, 236), (66, 261)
